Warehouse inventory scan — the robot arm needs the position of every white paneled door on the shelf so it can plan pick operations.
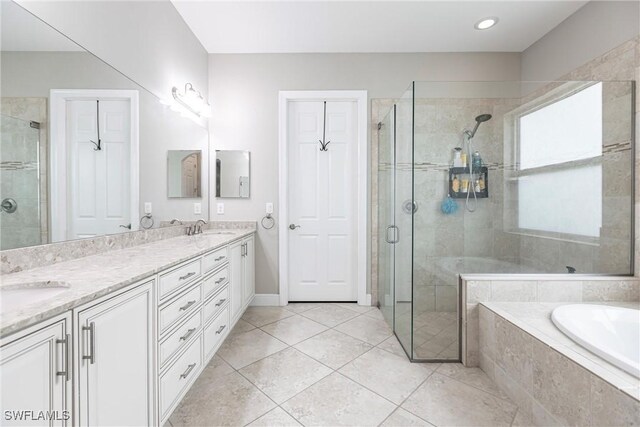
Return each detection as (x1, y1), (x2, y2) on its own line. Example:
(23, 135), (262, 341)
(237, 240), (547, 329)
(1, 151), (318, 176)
(287, 100), (358, 301)
(66, 99), (131, 239)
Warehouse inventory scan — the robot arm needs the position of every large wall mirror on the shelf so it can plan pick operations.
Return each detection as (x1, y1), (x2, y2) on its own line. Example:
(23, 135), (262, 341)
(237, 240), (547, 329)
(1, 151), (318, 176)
(0, 1), (209, 250)
(215, 150), (250, 198)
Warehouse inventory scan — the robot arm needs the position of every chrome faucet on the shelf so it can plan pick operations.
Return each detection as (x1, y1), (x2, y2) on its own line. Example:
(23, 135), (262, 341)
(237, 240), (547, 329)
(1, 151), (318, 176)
(195, 219), (207, 234)
(170, 219), (183, 225)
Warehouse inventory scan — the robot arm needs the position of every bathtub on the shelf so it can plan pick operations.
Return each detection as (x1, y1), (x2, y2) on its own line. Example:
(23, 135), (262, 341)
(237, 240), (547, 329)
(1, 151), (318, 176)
(552, 304), (640, 378)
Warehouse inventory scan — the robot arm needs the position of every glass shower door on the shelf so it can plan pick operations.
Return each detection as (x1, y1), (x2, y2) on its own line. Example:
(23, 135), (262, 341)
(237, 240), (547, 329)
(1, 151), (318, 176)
(393, 83), (415, 356)
(378, 106), (396, 328)
(0, 114), (42, 249)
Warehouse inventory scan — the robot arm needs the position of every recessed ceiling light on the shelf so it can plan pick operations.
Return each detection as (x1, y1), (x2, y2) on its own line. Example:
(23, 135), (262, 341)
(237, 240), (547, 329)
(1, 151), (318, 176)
(475, 17), (499, 30)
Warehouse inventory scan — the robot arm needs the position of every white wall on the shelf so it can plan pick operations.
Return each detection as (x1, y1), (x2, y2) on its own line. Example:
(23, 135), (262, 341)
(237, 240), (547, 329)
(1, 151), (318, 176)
(521, 1), (640, 81)
(208, 52), (521, 295)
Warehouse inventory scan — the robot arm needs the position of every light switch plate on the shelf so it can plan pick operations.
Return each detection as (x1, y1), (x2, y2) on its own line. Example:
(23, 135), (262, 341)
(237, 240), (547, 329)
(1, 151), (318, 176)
(217, 203), (224, 215)
(194, 203), (201, 215)
(144, 202), (152, 214)
(266, 202), (274, 214)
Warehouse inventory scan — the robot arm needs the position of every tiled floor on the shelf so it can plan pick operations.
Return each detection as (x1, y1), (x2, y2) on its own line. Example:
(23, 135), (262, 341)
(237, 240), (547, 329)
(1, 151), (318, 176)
(168, 303), (521, 427)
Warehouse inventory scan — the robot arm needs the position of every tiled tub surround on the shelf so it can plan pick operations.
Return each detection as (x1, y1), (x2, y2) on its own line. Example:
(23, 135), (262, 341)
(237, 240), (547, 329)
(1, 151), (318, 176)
(462, 276), (640, 367)
(0, 228), (255, 336)
(0, 220), (256, 274)
(479, 303), (640, 426)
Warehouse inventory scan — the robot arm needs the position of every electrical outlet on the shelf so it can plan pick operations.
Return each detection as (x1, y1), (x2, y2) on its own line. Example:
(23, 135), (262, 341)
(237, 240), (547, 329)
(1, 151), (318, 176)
(194, 203), (201, 215)
(217, 203), (224, 215)
(266, 202), (273, 214)
(144, 202), (152, 214)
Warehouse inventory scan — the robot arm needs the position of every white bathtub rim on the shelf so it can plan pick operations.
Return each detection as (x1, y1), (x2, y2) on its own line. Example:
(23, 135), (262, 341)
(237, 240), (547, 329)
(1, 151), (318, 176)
(551, 304), (640, 379)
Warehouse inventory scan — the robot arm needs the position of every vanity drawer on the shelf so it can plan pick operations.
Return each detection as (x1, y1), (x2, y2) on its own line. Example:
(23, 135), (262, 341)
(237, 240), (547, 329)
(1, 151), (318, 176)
(203, 307), (229, 361)
(159, 284), (202, 334)
(159, 309), (202, 368)
(202, 246), (228, 274)
(203, 265), (229, 299)
(160, 335), (202, 420)
(203, 286), (229, 323)
(159, 259), (202, 300)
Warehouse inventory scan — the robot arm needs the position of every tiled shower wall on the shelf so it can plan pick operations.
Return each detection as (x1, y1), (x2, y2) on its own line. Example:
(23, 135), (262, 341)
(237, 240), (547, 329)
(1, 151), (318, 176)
(0, 98), (48, 249)
(371, 36), (640, 304)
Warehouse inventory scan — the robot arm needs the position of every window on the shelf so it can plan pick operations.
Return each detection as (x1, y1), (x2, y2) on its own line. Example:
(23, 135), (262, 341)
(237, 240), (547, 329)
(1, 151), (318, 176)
(516, 83), (603, 238)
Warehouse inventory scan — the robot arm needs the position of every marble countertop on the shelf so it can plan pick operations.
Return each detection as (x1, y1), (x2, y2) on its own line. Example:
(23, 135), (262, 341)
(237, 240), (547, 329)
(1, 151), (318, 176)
(0, 229), (255, 337)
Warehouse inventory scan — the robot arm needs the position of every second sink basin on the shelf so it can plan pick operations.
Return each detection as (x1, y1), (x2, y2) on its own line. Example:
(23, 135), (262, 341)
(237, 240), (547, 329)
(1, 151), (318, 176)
(1, 281), (70, 312)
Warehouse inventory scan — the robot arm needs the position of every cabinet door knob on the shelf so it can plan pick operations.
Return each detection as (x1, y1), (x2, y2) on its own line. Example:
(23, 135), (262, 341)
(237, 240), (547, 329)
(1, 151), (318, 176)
(82, 323), (96, 364)
(179, 300), (197, 311)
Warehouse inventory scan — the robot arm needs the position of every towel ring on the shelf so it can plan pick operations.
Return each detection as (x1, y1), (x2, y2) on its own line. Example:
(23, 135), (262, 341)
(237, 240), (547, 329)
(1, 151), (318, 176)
(261, 214), (275, 230)
(140, 214), (154, 229)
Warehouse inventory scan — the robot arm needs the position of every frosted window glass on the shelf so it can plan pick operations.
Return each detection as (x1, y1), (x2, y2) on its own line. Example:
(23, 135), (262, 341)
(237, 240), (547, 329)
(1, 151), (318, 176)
(520, 83), (602, 169)
(518, 165), (602, 237)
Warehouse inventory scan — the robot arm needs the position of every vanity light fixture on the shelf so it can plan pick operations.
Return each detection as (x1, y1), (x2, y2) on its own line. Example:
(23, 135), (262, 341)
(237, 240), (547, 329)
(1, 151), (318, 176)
(474, 17), (498, 30)
(170, 83), (211, 118)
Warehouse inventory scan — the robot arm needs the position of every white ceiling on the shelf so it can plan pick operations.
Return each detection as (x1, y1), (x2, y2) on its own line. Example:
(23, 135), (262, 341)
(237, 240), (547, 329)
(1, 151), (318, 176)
(172, 1), (587, 54)
(1, 1), (83, 51)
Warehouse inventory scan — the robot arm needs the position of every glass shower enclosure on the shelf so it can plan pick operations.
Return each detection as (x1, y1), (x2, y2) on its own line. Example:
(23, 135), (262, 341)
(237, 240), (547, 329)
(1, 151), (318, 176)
(378, 80), (635, 362)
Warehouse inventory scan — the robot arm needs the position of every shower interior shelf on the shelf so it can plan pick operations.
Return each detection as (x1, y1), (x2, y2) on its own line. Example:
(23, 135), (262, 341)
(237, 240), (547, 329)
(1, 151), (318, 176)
(448, 166), (489, 199)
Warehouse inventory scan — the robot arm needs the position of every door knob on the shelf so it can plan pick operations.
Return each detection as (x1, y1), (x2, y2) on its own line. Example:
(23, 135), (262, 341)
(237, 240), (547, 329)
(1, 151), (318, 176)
(289, 224), (301, 230)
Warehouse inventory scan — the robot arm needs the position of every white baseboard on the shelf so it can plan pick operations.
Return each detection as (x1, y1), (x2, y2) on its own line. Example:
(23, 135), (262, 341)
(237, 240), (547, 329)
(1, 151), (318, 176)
(250, 294), (281, 306)
(360, 293), (372, 306)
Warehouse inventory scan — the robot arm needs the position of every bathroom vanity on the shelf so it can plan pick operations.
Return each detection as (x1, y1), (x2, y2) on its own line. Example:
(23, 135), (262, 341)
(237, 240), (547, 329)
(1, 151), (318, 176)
(0, 229), (255, 426)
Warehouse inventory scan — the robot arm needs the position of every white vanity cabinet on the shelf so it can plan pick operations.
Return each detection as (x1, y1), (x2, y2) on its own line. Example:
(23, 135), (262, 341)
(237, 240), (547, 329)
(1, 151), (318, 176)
(74, 280), (155, 427)
(229, 235), (255, 323)
(0, 312), (72, 426)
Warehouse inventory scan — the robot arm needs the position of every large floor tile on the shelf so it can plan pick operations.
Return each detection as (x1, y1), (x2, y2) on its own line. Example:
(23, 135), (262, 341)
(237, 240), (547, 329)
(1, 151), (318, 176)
(242, 306), (295, 327)
(381, 408), (434, 426)
(436, 363), (509, 400)
(401, 373), (517, 426)
(294, 329), (372, 369)
(229, 318), (256, 337)
(377, 335), (408, 358)
(334, 302), (375, 314)
(284, 302), (323, 313)
(246, 407), (302, 427)
(217, 328), (288, 369)
(339, 347), (435, 404)
(300, 304), (360, 327)
(334, 314), (392, 345)
(363, 307), (385, 320)
(281, 372), (396, 426)
(199, 354), (235, 381)
(260, 315), (328, 345)
(169, 372), (275, 426)
(239, 348), (332, 404)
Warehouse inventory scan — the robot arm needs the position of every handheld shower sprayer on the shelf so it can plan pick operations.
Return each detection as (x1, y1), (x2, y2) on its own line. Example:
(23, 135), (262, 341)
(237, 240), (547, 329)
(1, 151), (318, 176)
(463, 114), (492, 212)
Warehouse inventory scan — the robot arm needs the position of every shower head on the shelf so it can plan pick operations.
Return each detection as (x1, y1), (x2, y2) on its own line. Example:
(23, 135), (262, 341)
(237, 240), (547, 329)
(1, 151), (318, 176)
(467, 114), (492, 139)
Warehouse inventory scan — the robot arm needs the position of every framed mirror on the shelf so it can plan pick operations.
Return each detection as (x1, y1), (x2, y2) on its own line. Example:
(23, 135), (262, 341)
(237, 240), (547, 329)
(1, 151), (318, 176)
(215, 150), (250, 198)
(167, 150), (202, 198)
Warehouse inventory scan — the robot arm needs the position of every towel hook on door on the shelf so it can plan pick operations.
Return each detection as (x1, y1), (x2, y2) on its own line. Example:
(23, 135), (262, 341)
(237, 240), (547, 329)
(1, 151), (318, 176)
(90, 100), (102, 151)
(318, 101), (330, 152)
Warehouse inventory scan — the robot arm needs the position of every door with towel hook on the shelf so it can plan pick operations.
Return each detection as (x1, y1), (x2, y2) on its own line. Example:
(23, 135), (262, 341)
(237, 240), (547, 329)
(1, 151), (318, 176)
(286, 99), (358, 301)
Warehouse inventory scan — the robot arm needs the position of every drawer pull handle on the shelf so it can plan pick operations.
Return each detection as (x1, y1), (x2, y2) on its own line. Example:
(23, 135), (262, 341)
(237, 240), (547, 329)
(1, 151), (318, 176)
(179, 300), (197, 311)
(56, 334), (71, 381)
(179, 328), (196, 341)
(215, 277), (226, 284)
(179, 272), (196, 281)
(180, 363), (196, 379)
(215, 298), (227, 307)
(215, 325), (226, 335)
(214, 256), (225, 262)
(82, 323), (96, 364)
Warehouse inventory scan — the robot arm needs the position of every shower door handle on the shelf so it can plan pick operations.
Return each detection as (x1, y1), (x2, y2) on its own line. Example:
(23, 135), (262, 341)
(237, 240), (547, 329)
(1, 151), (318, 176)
(385, 225), (400, 244)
